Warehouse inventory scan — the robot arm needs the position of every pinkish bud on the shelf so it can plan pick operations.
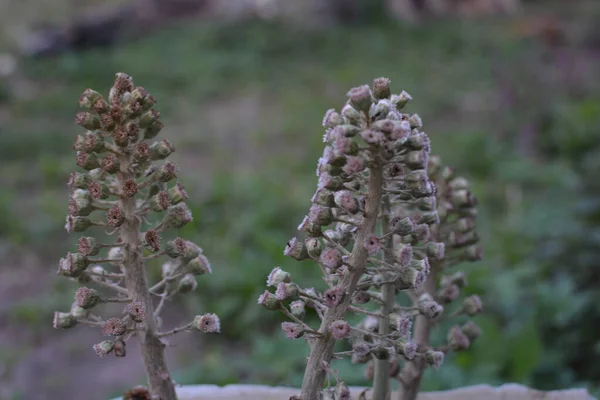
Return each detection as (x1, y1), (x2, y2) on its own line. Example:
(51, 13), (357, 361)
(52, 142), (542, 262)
(124, 301), (146, 323)
(397, 315), (412, 339)
(394, 243), (413, 268)
(395, 267), (425, 290)
(168, 183), (188, 205)
(461, 321), (482, 341)
(186, 254), (212, 275)
(113, 127), (129, 147)
(144, 120), (164, 140)
(322, 109), (344, 129)
(149, 139), (175, 160)
(406, 132), (430, 150)
(426, 242), (445, 260)
(448, 325), (470, 351)
(121, 179), (138, 198)
(275, 282), (299, 301)
(323, 286), (345, 307)
(101, 154), (121, 174)
(144, 229), (161, 252)
(418, 299), (444, 319)
(329, 320), (351, 340)
(364, 235), (381, 255)
(107, 204), (126, 228)
(372, 77), (391, 100)
(284, 237), (309, 261)
(392, 216), (414, 236)
(411, 257), (430, 275)
(88, 180), (109, 199)
(290, 300), (306, 320)
(334, 190), (359, 214)
(156, 161), (178, 182)
(178, 274), (198, 293)
(68, 172), (90, 189)
(134, 142), (150, 162)
(462, 295), (483, 316)
(311, 188), (335, 207)
(139, 109), (159, 129)
(93, 340), (115, 358)
(58, 252), (89, 277)
(281, 322), (304, 339)
(163, 203), (193, 229)
(397, 340), (417, 360)
(75, 112), (101, 130)
(76, 151), (100, 170)
(257, 290), (279, 310)
(78, 89), (103, 109)
(347, 85), (373, 113)
(53, 311), (77, 329)
(438, 284), (460, 304)
(391, 90), (412, 109)
(408, 113), (423, 129)
(352, 290), (370, 305)
(77, 236), (100, 256)
(308, 204), (332, 226)
(103, 318), (126, 336)
(341, 104), (362, 125)
(65, 215), (93, 233)
(75, 286), (101, 309)
(319, 247), (343, 269)
(69, 189), (93, 216)
(425, 350), (444, 369)
(193, 313), (220, 333)
(114, 339), (127, 357)
(267, 267), (291, 287)
(404, 150), (429, 170)
(360, 129), (384, 145)
(305, 237), (323, 258)
(149, 191), (171, 212)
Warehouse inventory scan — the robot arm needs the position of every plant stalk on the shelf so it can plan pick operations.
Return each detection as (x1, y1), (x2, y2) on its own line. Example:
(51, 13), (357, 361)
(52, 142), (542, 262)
(300, 150), (384, 399)
(372, 195), (395, 400)
(118, 155), (178, 400)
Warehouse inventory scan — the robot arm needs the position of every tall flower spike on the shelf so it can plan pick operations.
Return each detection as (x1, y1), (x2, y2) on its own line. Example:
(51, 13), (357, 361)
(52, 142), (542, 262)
(259, 79), (483, 400)
(54, 73), (218, 400)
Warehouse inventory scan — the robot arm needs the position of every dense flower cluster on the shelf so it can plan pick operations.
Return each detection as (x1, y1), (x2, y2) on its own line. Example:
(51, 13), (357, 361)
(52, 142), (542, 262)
(259, 78), (483, 400)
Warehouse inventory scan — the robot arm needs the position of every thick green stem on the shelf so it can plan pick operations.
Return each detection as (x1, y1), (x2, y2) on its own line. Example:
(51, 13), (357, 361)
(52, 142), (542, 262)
(118, 155), (177, 400)
(300, 150), (384, 400)
(372, 196), (395, 400)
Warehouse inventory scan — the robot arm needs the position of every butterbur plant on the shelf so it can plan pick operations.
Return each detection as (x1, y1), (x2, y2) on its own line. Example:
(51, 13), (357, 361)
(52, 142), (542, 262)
(260, 78), (483, 400)
(54, 73), (218, 400)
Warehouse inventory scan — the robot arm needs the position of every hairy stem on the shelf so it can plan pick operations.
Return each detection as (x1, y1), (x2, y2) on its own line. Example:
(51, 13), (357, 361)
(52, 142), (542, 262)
(397, 269), (437, 400)
(118, 156), (177, 400)
(373, 195), (395, 400)
(300, 149), (384, 399)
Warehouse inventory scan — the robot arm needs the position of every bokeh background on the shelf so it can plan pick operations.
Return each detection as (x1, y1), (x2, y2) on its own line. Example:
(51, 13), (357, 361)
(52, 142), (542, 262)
(0, 0), (599, 399)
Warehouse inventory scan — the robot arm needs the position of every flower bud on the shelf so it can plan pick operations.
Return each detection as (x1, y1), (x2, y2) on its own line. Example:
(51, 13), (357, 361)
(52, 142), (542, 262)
(257, 290), (279, 310)
(412, 224), (431, 243)
(76, 151), (100, 170)
(322, 109), (344, 129)
(320, 247), (343, 270)
(352, 290), (370, 305)
(406, 132), (430, 150)
(107, 205), (125, 228)
(462, 295), (483, 316)
(335, 382), (351, 400)
(370, 99), (392, 119)
(397, 315), (412, 339)
(193, 313), (221, 333)
(68, 172), (90, 189)
(124, 301), (146, 323)
(437, 284), (460, 304)
(397, 341), (418, 360)
(461, 321), (482, 341)
(360, 129), (384, 145)
(79, 89), (104, 109)
(103, 317), (126, 336)
(284, 237), (309, 261)
(101, 154), (121, 174)
(341, 104), (362, 125)
(178, 273), (198, 293)
(408, 114), (423, 128)
(416, 196), (437, 211)
(139, 109), (159, 129)
(308, 204), (332, 226)
(168, 183), (189, 205)
(281, 322), (304, 339)
(448, 326), (470, 351)
(323, 286), (345, 308)
(149, 139), (175, 160)
(347, 85), (373, 113)
(394, 243), (412, 268)
(69, 190), (93, 216)
(88, 180), (110, 199)
(70, 303), (89, 319)
(75, 286), (101, 309)
(75, 112), (101, 130)
(329, 320), (351, 340)
(334, 190), (359, 214)
(53, 312), (77, 329)
(411, 257), (430, 275)
(425, 350), (444, 369)
(65, 215), (93, 233)
(372, 77), (391, 100)
(418, 299), (444, 319)
(93, 340), (115, 358)
(149, 191), (171, 212)
(144, 120), (164, 140)
(440, 271), (467, 288)
(404, 150), (429, 170)
(156, 161), (178, 182)
(163, 203), (193, 229)
(464, 245), (483, 261)
(114, 339), (127, 357)
(186, 254), (212, 275)
(426, 242), (445, 260)
(290, 300), (306, 320)
(58, 252), (89, 277)
(311, 188), (335, 207)
(392, 216), (414, 236)
(391, 90), (412, 109)
(395, 267), (425, 290)
(275, 282), (300, 301)
(267, 266), (291, 287)
(451, 189), (477, 208)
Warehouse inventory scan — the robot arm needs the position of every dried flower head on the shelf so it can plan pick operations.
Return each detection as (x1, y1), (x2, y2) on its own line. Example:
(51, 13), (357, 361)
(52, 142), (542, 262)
(329, 320), (351, 340)
(103, 318), (126, 337)
(193, 313), (220, 333)
(125, 301), (146, 323)
(281, 322), (304, 339)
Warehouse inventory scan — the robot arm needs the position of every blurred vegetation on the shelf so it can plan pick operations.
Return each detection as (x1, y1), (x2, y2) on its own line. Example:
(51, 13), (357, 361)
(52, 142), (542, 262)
(1, 1), (600, 399)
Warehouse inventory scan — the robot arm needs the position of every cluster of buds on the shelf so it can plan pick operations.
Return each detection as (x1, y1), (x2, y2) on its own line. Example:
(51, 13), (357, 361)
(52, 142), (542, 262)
(53, 73), (219, 400)
(258, 78), (483, 400)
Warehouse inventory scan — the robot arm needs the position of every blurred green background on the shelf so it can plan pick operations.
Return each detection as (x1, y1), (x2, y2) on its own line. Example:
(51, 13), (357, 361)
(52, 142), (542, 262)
(0, 0), (599, 399)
